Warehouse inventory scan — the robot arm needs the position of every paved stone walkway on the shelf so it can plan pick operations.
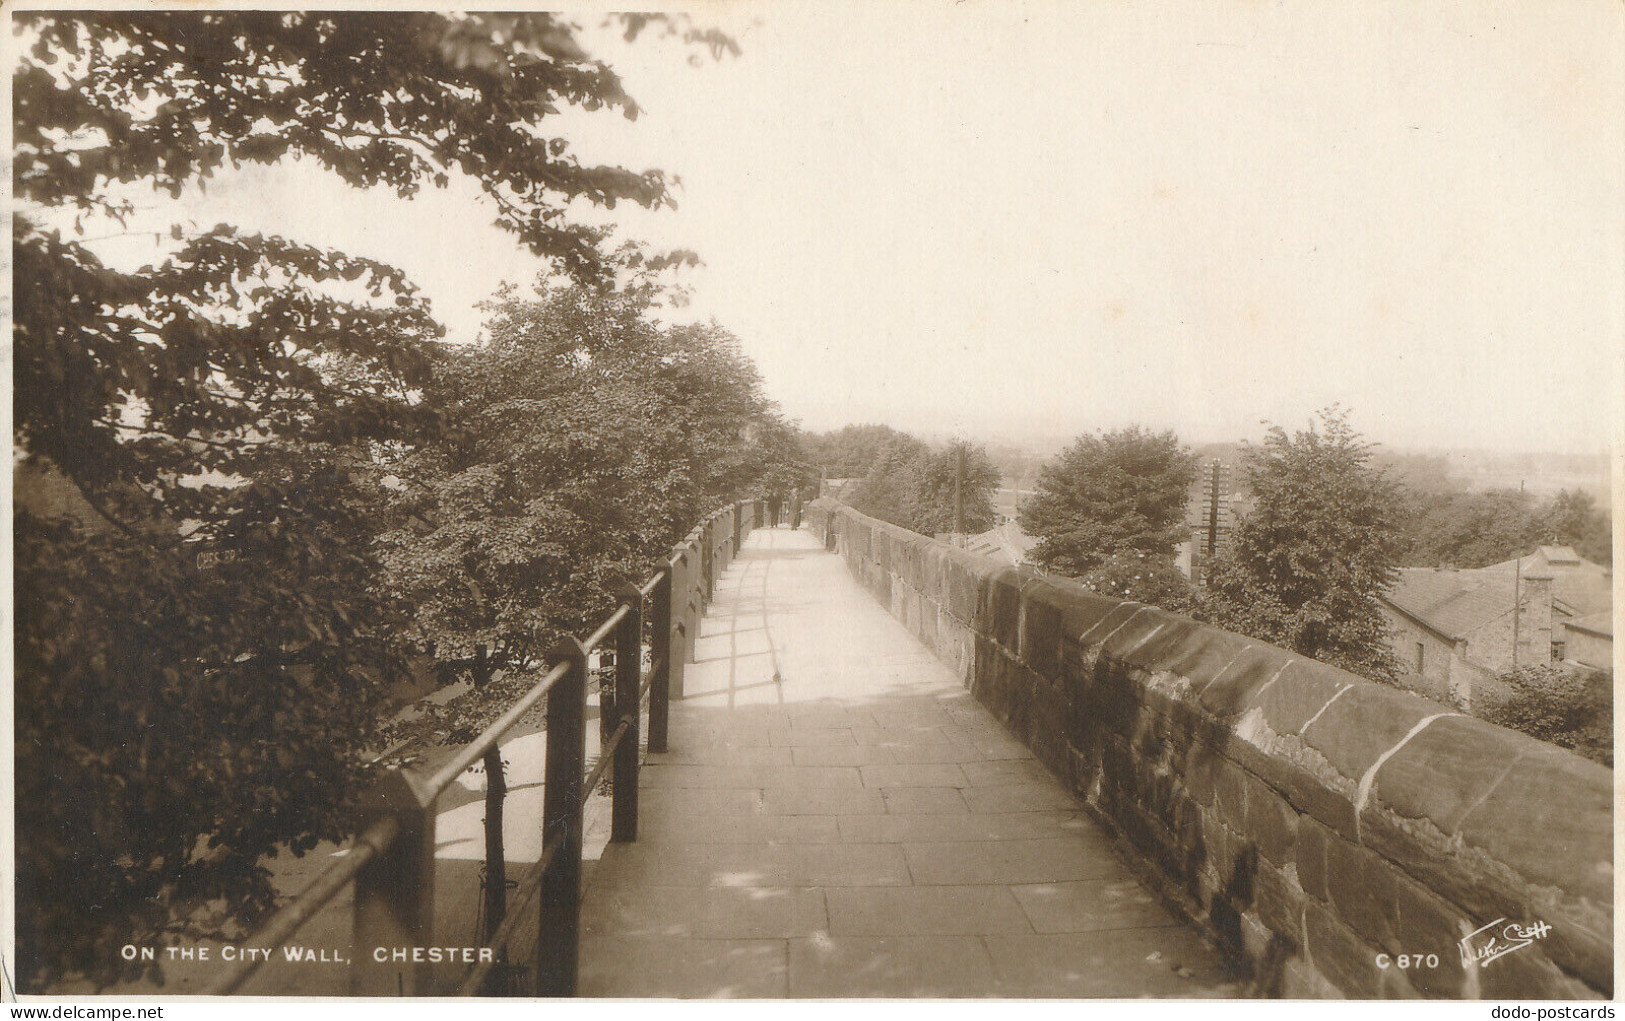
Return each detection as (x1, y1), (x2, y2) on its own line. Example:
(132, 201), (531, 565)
(579, 526), (1241, 998)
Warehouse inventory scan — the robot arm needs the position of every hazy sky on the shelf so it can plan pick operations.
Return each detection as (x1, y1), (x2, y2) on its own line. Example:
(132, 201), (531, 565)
(57, 1), (1625, 454)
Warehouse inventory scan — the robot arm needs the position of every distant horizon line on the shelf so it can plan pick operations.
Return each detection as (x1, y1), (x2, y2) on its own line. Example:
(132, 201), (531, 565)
(790, 418), (1616, 463)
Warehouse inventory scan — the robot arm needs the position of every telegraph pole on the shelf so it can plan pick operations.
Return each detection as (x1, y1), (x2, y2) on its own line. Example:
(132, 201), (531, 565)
(1511, 552), (1522, 667)
(953, 443), (966, 545)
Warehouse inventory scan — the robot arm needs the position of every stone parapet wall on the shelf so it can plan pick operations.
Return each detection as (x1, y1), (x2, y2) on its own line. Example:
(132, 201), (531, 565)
(803, 500), (1612, 999)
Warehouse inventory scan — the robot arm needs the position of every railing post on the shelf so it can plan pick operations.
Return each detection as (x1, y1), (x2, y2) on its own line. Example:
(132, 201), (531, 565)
(689, 535), (704, 661)
(610, 583), (643, 843)
(537, 639), (587, 997)
(733, 501), (743, 555)
(711, 515), (724, 593)
(672, 546), (693, 686)
(650, 561), (674, 753)
(700, 524), (713, 603)
(711, 516), (721, 595)
(351, 770), (437, 996)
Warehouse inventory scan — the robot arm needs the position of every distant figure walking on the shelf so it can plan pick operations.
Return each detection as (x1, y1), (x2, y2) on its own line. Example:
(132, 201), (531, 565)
(767, 490), (783, 528)
(789, 488), (803, 529)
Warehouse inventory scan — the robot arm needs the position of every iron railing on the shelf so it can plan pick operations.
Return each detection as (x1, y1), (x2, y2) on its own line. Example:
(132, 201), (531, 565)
(207, 499), (763, 996)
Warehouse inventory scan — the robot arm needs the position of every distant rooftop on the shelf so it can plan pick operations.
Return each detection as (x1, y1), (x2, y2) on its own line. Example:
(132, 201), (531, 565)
(1384, 568), (1517, 640)
(1385, 546), (1613, 640)
(1565, 612), (1614, 639)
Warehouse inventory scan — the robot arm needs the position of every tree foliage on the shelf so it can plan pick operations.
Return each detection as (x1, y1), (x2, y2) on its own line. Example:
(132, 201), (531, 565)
(1539, 488), (1612, 565)
(1393, 485), (1611, 569)
(1019, 426), (1197, 578)
(12, 11), (731, 989)
(1075, 552), (1198, 613)
(376, 278), (788, 733)
(845, 435), (1001, 536)
(902, 442), (1003, 536)
(1394, 488), (1544, 569)
(1197, 408), (1404, 683)
(800, 424), (923, 478)
(1481, 665), (1612, 768)
(14, 450), (406, 988)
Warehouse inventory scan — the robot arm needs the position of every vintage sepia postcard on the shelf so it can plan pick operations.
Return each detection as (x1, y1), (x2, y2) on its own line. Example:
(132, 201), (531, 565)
(6, 0), (1620, 1011)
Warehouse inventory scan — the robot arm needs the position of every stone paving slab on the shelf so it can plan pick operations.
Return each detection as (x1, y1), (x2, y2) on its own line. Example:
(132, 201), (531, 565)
(787, 936), (999, 997)
(901, 837), (1117, 885)
(835, 809), (1090, 844)
(1012, 879), (1185, 934)
(824, 885), (1033, 936)
(577, 525), (1242, 998)
(983, 930), (1236, 997)
(583, 885), (829, 940)
(580, 937), (788, 997)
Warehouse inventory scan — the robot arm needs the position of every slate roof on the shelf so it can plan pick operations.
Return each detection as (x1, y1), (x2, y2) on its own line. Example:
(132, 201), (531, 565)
(1565, 612), (1614, 639)
(1384, 568), (1517, 640)
(1385, 547), (1614, 641)
(1476, 550), (1613, 618)
(1539, 544), (1583, 565)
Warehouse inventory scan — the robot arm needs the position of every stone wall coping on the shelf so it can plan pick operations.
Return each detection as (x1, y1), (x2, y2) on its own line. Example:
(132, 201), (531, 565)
(806, 498), (1612, 995)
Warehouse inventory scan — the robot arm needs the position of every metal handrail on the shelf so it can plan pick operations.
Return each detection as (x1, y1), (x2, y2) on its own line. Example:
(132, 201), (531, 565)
(208, 816), (402, 994)
(638, 568), (668, 599)
(422, 660), (571, 801)
(204, 498), (760, 997)
(583, 718), (632, 794)
(454, 833), (565, 995)
(581, 602), (632, 657)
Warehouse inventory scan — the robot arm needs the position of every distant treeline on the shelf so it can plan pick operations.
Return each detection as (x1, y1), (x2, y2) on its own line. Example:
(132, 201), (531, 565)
(799, 424), (1002, 536)
(1186, 447), (1609, 569)
(1375, 453), (1611, 567)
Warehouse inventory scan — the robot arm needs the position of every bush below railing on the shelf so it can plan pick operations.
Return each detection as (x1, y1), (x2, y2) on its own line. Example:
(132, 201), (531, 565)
(208, 499), (764, 996)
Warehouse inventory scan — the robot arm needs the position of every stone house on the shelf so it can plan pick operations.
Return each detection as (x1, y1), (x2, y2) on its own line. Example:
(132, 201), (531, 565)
(1561, 611), (1613, 673)
(1381, 545), (1612, 711)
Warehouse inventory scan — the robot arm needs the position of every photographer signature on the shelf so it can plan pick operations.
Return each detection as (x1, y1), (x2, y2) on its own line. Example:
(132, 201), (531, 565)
(1458, 918), (1554, 968)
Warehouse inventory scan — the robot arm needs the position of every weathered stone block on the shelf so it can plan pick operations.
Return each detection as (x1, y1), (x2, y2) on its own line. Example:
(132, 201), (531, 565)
(1296, 814), (1332, 903)
(1074, 600), (1144, 647)
(1295, 675), (1440, 783)
(1211, 759), (1250, 829)
(1182, 747), (1223, 808)
(1079, 669), (1140, 735)
(1302, 899), (1385, 998)
(1242, 772), (1299, 867)
(1364, 714), (1526, 834)
(943, 556), (981, 622)
(1220, 731), (1359, 840)
(917, 598), (941, 654)
(1253, 859), (1302, 941)
(1248, 660), (1342, 735)
(1199, 644), (1295, 718)
(1054, 593), (1131, 649)
(984, 568), (1023, 650)
(1200, 817), (1254, 900)
(1141, 625), (1255, 692)
(1322, 830), (1393, 941)
(869, 566), (891, 606)
(1117, 615), (1206, 670)
(1096, 606), (1169, 660)
(1453, 743), (1612, 906)
(1098, 733), (1135, 788)
(915, 546), (942, 602)
(1018, 585), (1064, 677)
